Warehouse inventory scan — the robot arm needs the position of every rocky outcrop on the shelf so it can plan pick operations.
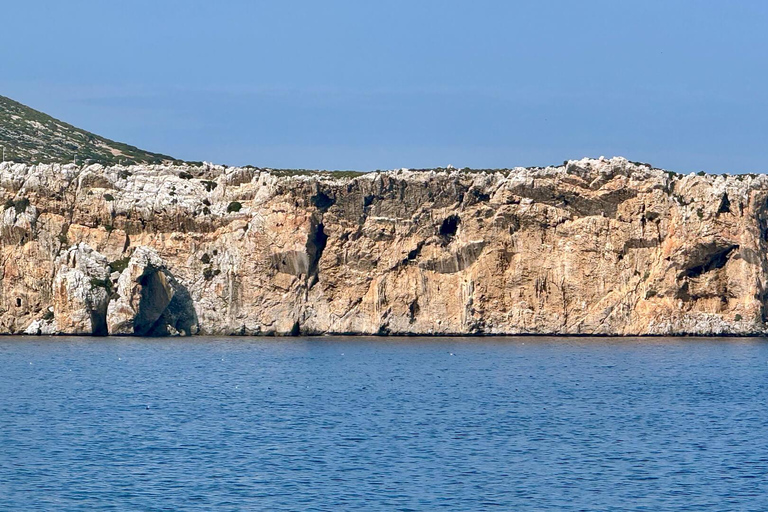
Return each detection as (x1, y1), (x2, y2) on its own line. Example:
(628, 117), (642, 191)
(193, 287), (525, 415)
(107, 247), (198, 336)
(2, 157), (768, 336)
(51, 244), (111, 335)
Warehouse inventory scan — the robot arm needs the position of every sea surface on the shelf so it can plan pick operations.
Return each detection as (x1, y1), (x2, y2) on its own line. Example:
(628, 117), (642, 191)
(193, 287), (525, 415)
(1, 336), (767, 511)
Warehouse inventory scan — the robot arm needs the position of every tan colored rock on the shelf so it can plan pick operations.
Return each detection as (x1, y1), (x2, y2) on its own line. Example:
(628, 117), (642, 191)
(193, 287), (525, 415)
(50, 243), (111, 335)
(3, 157), (768, 336)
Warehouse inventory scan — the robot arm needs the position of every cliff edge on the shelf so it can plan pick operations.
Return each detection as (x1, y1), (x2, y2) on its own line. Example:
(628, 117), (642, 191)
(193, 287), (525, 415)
(3, 157), (767, 336)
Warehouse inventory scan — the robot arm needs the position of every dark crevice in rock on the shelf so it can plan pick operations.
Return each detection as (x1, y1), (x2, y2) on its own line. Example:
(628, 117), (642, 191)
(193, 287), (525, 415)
(272, 219), (329, 279)
(472, 190), (491, 203)
(311, 191), (335, 212)
(439, 215), (460, 239)
(89, 304), (108, 336)
(676, 282), (690, 301)
(717, 193), (731, 215)
(133, 268), (198, 336)
(407, 243), (423, 261)
(391, 241), (426, 271)
(156, 284), (198, 336)
(134, 270), (173, 335)
(683, 245), (738, 278)
(408, 299), (420, 323)
(306, 219), (328, 277)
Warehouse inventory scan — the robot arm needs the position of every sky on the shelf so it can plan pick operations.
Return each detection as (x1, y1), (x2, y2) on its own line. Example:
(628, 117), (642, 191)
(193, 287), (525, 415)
(2, 0), (768, 172)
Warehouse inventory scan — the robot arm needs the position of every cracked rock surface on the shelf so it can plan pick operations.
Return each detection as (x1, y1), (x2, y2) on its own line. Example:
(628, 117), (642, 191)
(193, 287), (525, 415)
(2, 157), (768, 336)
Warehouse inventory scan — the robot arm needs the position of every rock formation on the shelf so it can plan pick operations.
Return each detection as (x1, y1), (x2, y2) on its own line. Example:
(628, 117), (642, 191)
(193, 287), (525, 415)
(2, 156), (768, 336)
(51, 243), (111, 335)
(107, 247), (198, 336)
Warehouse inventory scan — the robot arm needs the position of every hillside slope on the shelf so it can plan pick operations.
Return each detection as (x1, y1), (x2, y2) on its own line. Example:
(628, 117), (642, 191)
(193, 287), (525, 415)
(0, 95), (177, 165)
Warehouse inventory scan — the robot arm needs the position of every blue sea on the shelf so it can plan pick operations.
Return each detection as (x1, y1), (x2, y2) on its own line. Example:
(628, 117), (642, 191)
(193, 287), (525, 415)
(1, 336), (767, 510)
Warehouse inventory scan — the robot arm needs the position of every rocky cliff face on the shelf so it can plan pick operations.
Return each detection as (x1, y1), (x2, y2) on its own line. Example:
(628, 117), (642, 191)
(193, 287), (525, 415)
(2, 157), (767, 336)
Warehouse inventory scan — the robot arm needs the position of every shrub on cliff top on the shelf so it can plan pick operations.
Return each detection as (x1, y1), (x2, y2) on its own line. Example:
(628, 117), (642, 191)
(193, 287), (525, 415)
(108, 256), (130, 273)
(90, 277), (112, 293)
(5, 197), (30, 214)
(227, 201), (242, 213)
(16, 197), (30, 213)
(203, 266), (221, 281)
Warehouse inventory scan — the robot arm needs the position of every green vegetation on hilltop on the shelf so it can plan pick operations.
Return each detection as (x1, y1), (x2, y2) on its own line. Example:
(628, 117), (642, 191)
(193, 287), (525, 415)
(0, 95), (681, 179)
(0, 95), (178, 165)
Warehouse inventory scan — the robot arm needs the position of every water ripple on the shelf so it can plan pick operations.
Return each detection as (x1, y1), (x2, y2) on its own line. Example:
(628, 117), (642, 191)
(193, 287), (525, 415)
(0, 336), (767, 510)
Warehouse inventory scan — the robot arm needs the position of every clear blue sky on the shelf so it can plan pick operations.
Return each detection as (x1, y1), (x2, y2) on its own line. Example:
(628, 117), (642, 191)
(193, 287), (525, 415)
(2, 0), (767, 172)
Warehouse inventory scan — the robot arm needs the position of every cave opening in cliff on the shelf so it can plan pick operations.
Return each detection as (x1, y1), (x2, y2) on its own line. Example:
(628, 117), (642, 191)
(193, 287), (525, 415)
(89, 307), (108, 336)
(439, 215), (460, 238)
(132, 269), (198, 336)
(717, 193), (731, 215)
(684, 245), (738, 279)
(311, 191), (335, 212)
(134, 270), (174, 336)
(306, 221), (328, 276)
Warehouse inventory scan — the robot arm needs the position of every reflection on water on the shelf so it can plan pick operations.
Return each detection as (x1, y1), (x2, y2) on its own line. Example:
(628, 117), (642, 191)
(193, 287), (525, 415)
(1, 336), (767, 510)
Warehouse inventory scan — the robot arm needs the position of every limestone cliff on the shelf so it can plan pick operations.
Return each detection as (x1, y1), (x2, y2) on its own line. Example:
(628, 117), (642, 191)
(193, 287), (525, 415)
(2, 157), (767, 336)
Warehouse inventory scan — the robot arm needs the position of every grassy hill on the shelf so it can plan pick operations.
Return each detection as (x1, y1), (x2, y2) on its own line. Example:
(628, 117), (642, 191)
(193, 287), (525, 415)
(0, 95), (178, 165)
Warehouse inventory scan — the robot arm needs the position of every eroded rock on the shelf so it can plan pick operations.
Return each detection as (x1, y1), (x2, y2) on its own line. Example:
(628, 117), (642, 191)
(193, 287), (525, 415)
(51, 243), (111, 335)
(107, 247), (198, 336)
(3, 157), (768, 336)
